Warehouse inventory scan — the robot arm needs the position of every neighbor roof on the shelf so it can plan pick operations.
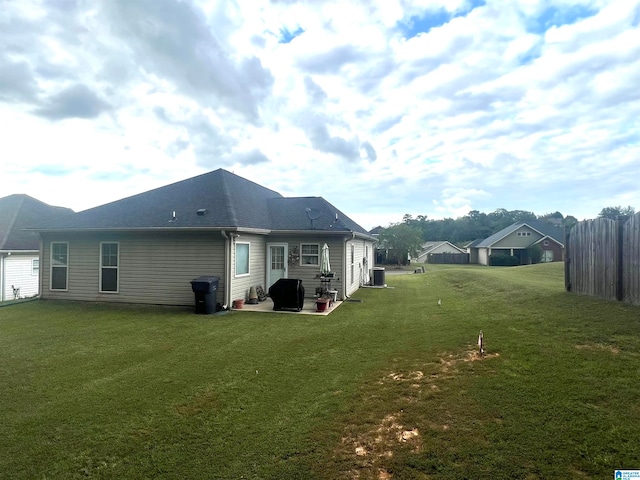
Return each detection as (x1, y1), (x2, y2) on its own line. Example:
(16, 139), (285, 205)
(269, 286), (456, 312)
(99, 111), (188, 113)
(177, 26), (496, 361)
(465, 238), (484, 248)
(31, 169), (373, 237)
(476, 220), (565, 248)
(418, 241), (466, 254)
(0, 194), (74, 251)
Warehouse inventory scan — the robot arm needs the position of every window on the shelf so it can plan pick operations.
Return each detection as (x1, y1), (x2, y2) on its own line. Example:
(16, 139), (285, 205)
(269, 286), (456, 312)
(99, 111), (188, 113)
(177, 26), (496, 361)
(350, 244), (355, 284)
(100, 243), (119, 293)
(32, 258), (39, 276)
(50, 242), (68, 290)
(300, 244), (319, 266)
(235, 242), (250, 276)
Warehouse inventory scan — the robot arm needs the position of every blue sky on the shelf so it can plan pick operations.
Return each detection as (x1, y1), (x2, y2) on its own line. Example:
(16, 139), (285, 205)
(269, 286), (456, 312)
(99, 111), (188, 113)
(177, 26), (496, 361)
(1, 0), (639, 230)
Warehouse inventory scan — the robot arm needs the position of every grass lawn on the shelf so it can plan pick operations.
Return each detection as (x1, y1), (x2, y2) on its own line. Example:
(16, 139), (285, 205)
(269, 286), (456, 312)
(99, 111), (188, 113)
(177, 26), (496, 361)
(1, 263), (639, 479)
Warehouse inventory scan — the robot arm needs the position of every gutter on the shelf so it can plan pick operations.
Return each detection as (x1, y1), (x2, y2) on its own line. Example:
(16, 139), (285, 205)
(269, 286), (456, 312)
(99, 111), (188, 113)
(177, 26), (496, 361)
(0, 250), (39, 254)
(25, 226), (253, 234)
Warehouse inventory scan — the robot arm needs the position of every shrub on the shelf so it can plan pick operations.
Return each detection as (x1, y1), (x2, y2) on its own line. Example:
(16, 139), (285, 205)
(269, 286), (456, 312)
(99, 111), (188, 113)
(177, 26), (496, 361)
(527, 244), (543, 264)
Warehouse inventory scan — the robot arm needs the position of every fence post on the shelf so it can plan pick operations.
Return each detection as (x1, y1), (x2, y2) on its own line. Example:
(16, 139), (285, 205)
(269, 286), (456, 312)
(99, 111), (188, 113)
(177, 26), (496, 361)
(564, 230), (571, 292)
(617, 217), (625, 301)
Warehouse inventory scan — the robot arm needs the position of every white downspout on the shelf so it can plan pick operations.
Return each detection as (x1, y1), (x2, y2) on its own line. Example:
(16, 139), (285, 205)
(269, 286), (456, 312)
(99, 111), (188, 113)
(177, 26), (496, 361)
(38, 236), (43, 299)
(343, 232), (356, 299)
(221, 231), (232, 310)
(0, 253), (5, 302)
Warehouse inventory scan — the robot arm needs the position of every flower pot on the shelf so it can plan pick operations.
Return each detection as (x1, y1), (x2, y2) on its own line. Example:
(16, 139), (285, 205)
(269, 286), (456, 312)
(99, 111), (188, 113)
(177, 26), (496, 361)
(232, 299), (244, 309)
(316, 298), (329, 312)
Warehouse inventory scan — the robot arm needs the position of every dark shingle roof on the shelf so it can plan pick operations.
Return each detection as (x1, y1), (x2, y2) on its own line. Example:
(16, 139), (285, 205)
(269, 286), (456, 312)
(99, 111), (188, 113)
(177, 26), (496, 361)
(0, 195), (74, 250)
(465, 238), (484, 248)
(476, 220), (565, 248)
(35, 169), (283, 230)
(267, 197), (370, 235)
(31, 169), (373, 236)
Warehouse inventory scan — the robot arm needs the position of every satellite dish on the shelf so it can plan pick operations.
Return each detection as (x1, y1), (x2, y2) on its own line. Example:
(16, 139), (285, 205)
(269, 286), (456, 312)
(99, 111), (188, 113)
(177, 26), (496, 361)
(306, 207), (322, 228)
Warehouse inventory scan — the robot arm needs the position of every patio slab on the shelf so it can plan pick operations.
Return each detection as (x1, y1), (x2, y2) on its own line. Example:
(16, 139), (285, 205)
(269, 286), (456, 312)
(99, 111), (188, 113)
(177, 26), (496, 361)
(231, 298), (343, 316)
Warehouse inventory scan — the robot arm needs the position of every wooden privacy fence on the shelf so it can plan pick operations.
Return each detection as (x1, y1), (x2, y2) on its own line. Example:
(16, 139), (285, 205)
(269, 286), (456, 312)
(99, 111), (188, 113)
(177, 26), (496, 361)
(428, 253), (469, 264)
(565, 213), (640, 305)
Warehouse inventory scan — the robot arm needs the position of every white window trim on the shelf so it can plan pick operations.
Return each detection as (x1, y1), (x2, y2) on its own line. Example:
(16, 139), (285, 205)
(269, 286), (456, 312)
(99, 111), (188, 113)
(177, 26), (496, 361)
(50, 242), (69, 291)
(235, 242), (250, 277)
(300, 243), (320, 266)
(99, 242), (120, 294)
(32, 258), (39, 276)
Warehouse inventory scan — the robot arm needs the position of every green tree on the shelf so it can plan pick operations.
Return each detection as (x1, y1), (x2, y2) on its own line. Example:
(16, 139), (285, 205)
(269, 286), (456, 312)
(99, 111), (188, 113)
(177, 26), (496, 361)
(378, 223), (423, 266)
(563, 215), (578, 231)
(598, 206), (636, 220)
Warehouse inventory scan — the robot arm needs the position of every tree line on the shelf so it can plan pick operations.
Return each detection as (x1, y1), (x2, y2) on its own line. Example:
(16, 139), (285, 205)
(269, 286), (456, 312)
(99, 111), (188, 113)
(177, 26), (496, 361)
(388, 205), (636, 245)
(376, 206), (636, 265)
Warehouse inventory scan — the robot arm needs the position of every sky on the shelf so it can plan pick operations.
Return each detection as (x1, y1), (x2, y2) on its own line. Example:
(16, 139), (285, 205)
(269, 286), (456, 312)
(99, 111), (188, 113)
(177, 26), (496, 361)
(1, 0), (639, 231)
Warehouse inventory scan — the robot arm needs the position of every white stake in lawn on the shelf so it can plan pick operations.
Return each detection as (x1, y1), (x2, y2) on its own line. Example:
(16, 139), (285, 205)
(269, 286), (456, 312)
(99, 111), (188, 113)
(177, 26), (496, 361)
(478, 330), (484, 357)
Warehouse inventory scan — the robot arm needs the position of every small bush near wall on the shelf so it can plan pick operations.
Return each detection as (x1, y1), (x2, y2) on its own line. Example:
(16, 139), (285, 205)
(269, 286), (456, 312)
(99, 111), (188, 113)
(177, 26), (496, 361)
(527, 244), (543, 264)
(489, 254), (520, 266)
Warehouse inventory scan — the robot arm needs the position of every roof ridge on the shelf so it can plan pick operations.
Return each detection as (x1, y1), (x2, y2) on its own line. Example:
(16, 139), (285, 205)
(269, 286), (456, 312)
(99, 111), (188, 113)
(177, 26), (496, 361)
(0, 195), (25, 249)
(219, 170), (239, 226)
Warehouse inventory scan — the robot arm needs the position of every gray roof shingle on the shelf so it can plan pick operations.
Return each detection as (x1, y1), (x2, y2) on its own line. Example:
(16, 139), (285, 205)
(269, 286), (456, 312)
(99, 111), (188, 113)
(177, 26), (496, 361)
(31, 169), (373, 236)
(35, 169), (282, 230)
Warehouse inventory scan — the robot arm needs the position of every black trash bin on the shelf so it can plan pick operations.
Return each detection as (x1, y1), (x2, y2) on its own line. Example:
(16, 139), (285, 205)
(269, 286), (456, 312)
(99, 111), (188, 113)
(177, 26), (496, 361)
(373, 267), (385, 286)
(190, 276), (219, 314)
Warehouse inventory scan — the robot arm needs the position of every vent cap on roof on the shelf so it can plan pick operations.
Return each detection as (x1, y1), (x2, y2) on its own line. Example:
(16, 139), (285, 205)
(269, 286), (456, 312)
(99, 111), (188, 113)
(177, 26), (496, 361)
(197, 209), (208, 216)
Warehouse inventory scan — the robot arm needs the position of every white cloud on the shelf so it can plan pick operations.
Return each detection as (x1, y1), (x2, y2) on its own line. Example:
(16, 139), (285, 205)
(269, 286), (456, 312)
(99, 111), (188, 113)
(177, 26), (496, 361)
(0, 0), (638, 231)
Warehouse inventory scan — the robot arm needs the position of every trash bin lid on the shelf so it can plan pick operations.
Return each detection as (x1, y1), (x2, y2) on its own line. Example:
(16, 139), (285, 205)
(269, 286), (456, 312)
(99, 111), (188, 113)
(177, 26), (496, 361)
(190, 276), (220, 285)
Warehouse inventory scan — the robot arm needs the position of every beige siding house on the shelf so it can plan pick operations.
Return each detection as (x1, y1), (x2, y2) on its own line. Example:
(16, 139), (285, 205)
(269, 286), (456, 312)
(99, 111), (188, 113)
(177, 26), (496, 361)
(470, 220), (565, 266)
(33, 170), (376, 309)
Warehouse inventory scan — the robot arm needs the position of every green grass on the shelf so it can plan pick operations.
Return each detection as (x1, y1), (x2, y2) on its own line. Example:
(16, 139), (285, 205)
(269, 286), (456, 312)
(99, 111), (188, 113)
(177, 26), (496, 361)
(1, 263), (639, 479)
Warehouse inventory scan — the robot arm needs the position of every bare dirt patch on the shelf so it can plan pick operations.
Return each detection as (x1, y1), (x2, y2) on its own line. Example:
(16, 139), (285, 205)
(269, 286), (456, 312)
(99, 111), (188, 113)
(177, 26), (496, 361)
(336, 347), (500, 479)
(173, 389), (219, 416)
(574, 343), (620, 354)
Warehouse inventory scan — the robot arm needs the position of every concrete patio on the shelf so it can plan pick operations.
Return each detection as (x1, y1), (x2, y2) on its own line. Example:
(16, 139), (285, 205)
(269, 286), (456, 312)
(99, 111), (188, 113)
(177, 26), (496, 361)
(231, 298), (344, 316)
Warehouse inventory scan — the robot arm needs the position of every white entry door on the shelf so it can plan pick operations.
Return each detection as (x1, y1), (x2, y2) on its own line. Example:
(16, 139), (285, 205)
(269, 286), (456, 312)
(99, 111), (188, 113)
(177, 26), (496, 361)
(267, 244), (288, 288)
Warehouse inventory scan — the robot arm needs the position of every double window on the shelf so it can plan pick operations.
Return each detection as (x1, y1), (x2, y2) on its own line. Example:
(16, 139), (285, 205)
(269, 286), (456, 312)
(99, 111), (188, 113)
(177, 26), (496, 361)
(50, 242), (68, 290)
(100, 243), (119, 292)
(300, 244), (319, 266)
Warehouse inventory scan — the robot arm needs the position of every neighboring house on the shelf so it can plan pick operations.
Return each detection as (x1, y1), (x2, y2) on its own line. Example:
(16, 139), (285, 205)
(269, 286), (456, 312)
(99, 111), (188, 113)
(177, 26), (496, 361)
(0, 195), (73, 301)
(31, 169), (377, 308)
(470, 220), (565, 266)
(411, 241), (466, 264)
(465, 239), (484, 264)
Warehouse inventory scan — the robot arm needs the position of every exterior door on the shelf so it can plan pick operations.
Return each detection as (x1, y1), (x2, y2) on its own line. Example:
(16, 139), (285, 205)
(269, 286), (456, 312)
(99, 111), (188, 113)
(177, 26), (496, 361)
(267, 244), (288, 288)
